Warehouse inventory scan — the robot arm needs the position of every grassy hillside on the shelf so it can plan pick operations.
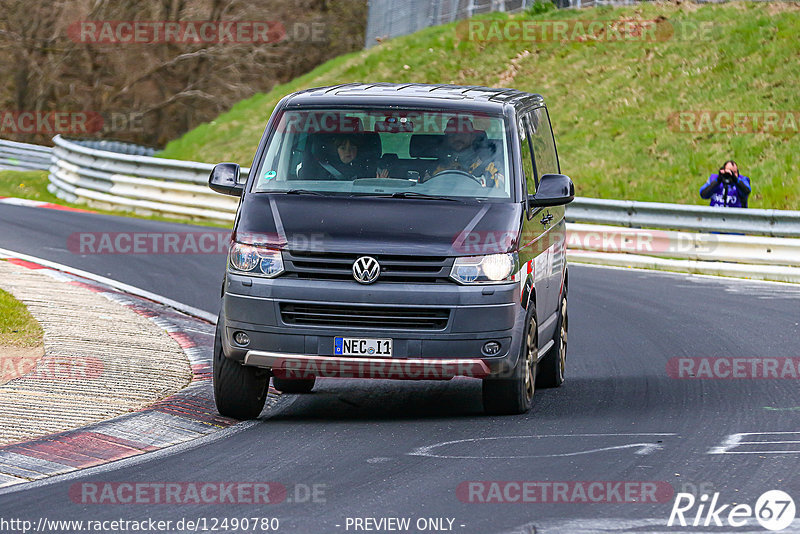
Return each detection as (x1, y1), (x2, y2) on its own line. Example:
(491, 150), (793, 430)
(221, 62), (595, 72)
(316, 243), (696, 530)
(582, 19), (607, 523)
(160, 2), (800, 209)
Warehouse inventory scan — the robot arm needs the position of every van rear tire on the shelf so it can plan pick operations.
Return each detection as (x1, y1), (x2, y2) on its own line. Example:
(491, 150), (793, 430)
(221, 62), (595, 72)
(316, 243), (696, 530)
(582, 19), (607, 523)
(537, 292), (567, 389)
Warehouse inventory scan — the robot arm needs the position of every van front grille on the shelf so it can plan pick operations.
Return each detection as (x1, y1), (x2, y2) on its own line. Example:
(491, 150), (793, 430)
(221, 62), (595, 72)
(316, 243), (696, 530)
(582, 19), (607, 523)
(279, 302), (449, 330)
(282, 251), (453, 283)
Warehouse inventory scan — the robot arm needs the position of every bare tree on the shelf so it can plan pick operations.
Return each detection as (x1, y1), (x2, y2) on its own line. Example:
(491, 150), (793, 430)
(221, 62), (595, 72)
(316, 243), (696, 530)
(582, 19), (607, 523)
(0, 0), (366, 146)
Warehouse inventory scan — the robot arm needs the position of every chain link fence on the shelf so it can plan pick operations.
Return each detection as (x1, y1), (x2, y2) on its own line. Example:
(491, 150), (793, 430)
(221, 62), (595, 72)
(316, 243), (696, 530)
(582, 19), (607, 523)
(365, 0), (777, 46)
(366, 0), (537, 47)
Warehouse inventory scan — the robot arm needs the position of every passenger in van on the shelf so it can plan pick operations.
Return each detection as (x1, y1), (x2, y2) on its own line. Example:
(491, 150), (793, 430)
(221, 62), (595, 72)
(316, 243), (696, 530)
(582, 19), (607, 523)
(301, 134), (367, 180)
(432, 118), (504, 188)
(328, 135), (363, 180)
(302, 133), (390, 181)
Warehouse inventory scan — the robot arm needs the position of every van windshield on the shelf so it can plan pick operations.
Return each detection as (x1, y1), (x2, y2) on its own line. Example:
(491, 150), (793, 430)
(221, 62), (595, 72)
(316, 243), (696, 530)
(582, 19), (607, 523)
(252, 108), (512, 201)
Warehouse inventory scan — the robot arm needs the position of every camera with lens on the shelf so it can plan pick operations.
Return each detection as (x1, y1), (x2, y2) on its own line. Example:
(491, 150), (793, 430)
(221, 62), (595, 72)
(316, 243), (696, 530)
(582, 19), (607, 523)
(718, 171), (737, 185)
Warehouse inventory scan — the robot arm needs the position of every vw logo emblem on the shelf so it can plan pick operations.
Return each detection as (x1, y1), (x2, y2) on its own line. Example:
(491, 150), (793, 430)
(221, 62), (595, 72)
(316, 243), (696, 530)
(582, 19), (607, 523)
(352, 256), (380, 284)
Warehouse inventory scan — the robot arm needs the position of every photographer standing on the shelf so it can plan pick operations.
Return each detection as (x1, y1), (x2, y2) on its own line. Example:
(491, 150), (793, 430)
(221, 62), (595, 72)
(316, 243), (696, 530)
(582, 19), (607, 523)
(699, 160), (751, 208)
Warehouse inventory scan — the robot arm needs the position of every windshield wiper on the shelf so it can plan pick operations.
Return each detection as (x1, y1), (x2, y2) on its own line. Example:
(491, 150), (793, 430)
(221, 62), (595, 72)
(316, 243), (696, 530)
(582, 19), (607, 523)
(284, 189), (324, 196)
(388, 192), (460, 202)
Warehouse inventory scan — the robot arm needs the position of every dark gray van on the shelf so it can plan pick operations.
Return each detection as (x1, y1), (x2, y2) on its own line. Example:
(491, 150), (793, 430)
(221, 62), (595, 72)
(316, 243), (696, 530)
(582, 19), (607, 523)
(208, 83), (574, 418)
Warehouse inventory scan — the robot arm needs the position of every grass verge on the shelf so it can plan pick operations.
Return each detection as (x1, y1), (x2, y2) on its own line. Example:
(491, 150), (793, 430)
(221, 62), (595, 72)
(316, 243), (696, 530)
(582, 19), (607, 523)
(0, 170), (227, 228)
(159, 2), (800, 209)
(0, 286), (43, 347)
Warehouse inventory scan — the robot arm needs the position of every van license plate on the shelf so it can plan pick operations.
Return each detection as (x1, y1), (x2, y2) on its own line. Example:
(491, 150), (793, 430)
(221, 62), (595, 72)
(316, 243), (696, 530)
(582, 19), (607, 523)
(334, 337), (392, 357)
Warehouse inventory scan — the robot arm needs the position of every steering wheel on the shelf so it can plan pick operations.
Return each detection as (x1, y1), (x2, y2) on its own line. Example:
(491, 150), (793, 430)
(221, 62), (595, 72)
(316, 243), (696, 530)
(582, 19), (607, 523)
(420, 169), (484, 186)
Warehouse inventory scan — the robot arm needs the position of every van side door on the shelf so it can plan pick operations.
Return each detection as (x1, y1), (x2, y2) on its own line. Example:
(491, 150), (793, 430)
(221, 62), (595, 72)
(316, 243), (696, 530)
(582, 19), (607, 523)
(517, 112), (551, 343)
(528, 106), (566, 330)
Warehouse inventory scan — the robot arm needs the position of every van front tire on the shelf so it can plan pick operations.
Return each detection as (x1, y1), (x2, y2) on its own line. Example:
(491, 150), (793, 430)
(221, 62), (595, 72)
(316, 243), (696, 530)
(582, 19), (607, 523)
(482, 311), (537, 415)
(213, 323), (269, 420)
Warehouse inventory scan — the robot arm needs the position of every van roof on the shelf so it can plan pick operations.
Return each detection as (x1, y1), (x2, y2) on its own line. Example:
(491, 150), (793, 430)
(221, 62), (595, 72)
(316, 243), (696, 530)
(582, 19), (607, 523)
(282, 83), (545, 111)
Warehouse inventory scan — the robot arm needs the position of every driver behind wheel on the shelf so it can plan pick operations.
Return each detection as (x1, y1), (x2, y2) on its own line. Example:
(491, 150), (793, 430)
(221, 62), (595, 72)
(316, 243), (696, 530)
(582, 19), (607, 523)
(431, 117), (504, 188)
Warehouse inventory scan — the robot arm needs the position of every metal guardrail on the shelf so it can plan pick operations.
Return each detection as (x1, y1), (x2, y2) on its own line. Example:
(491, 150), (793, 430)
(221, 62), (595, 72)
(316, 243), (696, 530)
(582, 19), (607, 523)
(0, 140), (53, 172)
(47, 135), (246, 223)
(567, 249), (800, 284)
(566, 198), (800, 238)
(42, 134), (800, 237)
(69, 139), (157, 157)
(567, 223), (800, 267)
(8, 134), (795, 282)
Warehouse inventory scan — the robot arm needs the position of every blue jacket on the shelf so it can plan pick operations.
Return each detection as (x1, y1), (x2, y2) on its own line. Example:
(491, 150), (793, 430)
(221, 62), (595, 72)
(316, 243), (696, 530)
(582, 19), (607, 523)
(699, 174), (751, 208)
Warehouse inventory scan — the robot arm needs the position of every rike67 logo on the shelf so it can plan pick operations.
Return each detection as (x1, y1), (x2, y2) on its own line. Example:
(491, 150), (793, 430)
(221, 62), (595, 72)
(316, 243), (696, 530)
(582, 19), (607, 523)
(668, 490), (796, 531)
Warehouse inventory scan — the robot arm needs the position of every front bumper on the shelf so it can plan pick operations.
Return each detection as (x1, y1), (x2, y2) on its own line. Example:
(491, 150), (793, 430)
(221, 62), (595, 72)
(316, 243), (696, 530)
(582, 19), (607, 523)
(245, 351), (492, 379)
(220, 273), (526, 378)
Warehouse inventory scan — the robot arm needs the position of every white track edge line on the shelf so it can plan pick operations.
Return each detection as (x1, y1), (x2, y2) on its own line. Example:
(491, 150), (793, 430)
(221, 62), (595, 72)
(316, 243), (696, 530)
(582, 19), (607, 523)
(571, 260), (800, 289)
(0, 420), (259, 496)
(0, 246), (216, 323)
(0, 246), (296, 495)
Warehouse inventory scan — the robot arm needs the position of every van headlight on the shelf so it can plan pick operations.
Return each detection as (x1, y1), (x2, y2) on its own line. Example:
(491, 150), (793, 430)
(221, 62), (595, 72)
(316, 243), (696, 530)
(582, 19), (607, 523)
(450, 253), (518, 284)
(228, 242), (284, 277)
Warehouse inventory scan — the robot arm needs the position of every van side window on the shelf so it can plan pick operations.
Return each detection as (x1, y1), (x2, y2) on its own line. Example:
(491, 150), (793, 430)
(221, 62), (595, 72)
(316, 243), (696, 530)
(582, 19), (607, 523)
(519, 117), (537, 196)
(528, 107), (559, 176)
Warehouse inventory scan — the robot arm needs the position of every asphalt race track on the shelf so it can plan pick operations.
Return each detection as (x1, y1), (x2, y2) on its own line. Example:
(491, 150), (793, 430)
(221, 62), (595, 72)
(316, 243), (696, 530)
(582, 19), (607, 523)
(1, 202), (799, 533)
(0, 204), (227, 314)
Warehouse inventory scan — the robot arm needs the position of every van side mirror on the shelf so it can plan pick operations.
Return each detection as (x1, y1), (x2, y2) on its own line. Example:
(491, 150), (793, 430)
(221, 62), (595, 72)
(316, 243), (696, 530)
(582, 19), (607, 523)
(528, 173), (574, 208)
(209, 163), (244, 197)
